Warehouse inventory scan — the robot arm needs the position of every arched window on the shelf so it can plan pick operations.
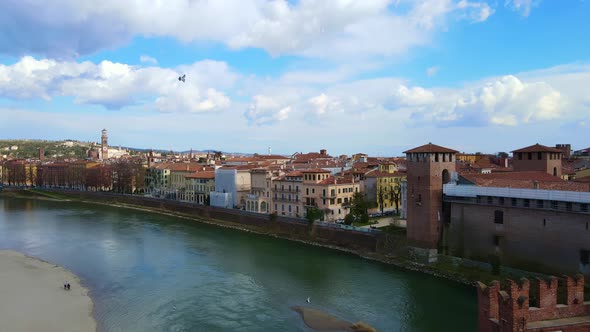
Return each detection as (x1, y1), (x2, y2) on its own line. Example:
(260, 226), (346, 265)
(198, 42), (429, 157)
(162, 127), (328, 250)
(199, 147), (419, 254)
(553, 167), (557, 177)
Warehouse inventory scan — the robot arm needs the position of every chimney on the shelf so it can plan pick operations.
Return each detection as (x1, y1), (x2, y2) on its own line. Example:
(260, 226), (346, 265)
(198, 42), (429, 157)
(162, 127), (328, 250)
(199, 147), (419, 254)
(320, 149), (327, 156)
(533, 180), (539, 189)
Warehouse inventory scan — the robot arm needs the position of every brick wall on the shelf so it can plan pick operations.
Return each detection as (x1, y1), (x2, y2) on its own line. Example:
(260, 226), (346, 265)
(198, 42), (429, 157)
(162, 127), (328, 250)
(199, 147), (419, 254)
(478, 275), (590, 332)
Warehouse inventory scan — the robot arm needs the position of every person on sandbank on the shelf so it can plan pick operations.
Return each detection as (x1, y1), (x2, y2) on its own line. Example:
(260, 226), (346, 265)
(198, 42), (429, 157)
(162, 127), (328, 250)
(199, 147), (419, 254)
(67, 283), (70, 290)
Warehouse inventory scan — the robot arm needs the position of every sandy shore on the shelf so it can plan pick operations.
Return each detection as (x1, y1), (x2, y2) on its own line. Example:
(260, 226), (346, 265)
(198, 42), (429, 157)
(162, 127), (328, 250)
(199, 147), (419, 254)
(0, 250), (97, 332)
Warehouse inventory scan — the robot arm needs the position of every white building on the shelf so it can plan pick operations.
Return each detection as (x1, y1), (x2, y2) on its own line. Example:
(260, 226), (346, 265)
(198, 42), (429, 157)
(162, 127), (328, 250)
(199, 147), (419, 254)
(210, 167), (253, 208)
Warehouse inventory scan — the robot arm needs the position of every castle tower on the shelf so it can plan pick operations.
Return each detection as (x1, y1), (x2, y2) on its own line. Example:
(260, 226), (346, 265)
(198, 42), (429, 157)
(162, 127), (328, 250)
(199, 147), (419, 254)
(101, 129), (108, 160)
(511, 143), (562, 177)
(38, 147), (45, 161)
(404, 143), (457, 261)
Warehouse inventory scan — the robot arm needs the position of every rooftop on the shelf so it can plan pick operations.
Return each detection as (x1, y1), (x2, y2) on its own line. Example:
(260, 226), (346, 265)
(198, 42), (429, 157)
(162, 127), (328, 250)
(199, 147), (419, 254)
(404, 143), (458, 154)
(511, 143), (562, 153)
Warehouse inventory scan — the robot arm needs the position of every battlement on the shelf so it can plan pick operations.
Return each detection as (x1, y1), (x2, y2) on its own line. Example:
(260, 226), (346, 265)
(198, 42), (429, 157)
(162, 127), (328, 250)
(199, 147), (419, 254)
(477, 275), (590, 332)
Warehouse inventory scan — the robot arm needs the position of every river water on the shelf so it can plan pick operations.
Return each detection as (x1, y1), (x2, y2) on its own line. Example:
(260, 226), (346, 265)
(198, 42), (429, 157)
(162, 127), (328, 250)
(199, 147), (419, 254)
(0, 196), (476, 331)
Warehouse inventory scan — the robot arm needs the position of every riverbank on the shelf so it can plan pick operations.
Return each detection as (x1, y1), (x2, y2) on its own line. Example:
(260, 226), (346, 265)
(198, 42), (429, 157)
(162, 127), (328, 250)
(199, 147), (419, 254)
(1, 189), (547, 287)
(0, 250), (96, 332)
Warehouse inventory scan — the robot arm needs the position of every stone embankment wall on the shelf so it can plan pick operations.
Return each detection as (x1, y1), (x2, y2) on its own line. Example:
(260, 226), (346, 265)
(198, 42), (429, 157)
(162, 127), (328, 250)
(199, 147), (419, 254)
(35, 190), (385, 254)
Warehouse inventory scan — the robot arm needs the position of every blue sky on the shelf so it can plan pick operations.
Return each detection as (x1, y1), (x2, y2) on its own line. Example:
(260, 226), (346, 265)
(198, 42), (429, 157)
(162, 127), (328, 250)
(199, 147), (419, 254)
(1, 0), (589, 156)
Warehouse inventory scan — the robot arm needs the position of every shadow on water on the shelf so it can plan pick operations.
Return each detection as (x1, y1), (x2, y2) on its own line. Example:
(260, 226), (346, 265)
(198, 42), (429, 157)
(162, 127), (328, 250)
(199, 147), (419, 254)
(0, 196), (477, 331)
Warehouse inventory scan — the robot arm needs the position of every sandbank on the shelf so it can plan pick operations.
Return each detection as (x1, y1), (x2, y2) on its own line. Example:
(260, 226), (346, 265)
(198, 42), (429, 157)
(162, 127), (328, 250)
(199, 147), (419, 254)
(0, 250), (97, 332)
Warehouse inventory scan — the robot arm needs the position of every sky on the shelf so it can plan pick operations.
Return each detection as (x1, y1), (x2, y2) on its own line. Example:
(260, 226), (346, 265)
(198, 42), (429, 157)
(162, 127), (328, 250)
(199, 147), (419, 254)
(1, 0), (589, 156)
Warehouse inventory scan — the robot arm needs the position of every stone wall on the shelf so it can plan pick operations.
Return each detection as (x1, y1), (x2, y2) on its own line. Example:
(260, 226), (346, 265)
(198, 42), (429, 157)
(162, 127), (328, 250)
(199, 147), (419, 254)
(41, 190), (383, 253)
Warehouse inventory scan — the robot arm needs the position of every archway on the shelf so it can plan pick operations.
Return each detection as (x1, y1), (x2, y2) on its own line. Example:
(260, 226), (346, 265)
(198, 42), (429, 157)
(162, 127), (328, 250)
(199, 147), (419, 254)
(442, 169), (450, 184)
(260, 201), (267, 213)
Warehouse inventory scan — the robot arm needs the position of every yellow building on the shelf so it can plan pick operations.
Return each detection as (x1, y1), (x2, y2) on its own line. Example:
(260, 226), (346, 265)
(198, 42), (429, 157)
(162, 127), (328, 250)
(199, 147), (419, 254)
(365, 170), (406, 214)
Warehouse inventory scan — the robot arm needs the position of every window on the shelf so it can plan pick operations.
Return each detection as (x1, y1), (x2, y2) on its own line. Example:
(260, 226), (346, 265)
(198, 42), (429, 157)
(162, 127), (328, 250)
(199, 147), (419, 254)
(493, 235), (501, 246)
(288, 205), (291, 212)
(538, 152), (542, 160)
(581, 204), (588, 212)
(528, 152), (532, 160)
(518, 153), (522, 160)
(323, 199), (326, 205)
(523, 199), (530, 208)
(449, 154), (453, 162)
(306, 188), (309, 195)
(537, 200), (544, 208)
(274, 204), (277, 211)
(435, 153), (439, 162)
(499, 197), (505, 205)
(443, 153), (446, 162)
(337, 198), (342, 204)
(323, 189), (326, 196)
(312, 188), (315, 194)
(566, 202), (572, 212)
(281, 204), (285, 211)
(551, 201), (558, 210)
(487, 197), (493, 204)
(494, 210), (504, 224)
(511, 198), (517, 207)
(581, 250), (590, 265)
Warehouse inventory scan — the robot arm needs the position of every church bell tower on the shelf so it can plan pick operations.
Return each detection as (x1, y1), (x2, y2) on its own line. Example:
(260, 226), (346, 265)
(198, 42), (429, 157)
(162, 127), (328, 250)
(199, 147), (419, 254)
(101, 129), (108, 160)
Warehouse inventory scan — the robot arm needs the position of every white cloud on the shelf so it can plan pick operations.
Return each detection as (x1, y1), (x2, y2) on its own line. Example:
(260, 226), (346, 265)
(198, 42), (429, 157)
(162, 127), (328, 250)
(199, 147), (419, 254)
(504, 0), (539, 17)
(0, 0), (494, 59)
(426, 66), (440, 77)
(139, 55), (158, 65)
(0, 56), (234, 113)
(407, 75), (567, 127)
(245, 95), (293, 125)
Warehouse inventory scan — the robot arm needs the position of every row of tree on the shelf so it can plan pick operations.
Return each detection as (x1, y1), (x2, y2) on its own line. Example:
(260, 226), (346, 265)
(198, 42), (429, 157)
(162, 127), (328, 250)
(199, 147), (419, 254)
(0, 160), (146, 194)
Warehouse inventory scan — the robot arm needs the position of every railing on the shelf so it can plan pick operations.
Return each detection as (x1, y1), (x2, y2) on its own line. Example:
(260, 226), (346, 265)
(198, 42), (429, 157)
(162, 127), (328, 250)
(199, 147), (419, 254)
(273, 197), (300, 203)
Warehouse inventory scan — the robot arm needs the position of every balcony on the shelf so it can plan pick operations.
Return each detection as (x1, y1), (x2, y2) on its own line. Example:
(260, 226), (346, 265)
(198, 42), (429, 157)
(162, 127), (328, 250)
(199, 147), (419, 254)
(273, 197), (300, 203)
(274, 188), (300, 193)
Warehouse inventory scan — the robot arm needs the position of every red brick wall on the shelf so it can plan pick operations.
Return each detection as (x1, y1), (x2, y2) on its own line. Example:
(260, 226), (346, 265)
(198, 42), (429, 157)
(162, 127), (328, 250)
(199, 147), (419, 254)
(406, 152), (455, 249)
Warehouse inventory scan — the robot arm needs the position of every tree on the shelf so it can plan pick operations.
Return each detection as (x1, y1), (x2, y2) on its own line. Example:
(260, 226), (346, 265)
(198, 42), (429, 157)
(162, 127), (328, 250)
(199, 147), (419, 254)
(389, 184), (401, 214)
(305, 206), (323, 224)
(377, 188), (385, 215)
(345, 192), (369, 225)
(497, 152), (509, 159)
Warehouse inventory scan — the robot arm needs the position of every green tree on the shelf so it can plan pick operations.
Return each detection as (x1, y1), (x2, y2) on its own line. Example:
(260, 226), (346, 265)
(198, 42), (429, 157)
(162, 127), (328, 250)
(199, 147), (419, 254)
(305, 206), (323, 224)
(345, 192), (369, 225)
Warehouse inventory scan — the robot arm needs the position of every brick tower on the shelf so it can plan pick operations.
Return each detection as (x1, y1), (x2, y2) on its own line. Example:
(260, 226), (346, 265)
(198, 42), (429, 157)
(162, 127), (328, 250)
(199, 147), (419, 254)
(404, 143), (457, 262)
(101, 129), (108, 160)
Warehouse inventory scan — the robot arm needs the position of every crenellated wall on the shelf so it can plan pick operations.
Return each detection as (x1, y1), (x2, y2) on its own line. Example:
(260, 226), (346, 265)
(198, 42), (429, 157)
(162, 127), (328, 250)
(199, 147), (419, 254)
(478, 275), (590, 332)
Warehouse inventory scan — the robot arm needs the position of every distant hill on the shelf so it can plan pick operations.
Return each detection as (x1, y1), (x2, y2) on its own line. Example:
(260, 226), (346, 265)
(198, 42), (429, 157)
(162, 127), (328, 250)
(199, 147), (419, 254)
(0, 139), (92, 159)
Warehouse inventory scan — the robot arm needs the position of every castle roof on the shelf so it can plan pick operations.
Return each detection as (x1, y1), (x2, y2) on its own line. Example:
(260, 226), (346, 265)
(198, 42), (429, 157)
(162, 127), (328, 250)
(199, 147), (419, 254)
(460, 171), (590, 192)
(404, 143), (458, 154)
(511, 143), (562, 153)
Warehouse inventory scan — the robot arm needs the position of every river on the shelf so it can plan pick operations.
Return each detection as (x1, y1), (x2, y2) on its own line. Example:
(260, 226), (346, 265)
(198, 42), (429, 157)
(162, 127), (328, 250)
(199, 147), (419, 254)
(0, 196), (476, 331)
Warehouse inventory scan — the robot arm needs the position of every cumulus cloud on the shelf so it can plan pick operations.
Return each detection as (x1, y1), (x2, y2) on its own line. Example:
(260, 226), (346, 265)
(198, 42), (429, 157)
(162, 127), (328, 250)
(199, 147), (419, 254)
(0, 0), (494, 59)
(0, 56), (233, 112)
(245, 95), (293, 125)
(505, 0), (539, 17)
(407, 75), (565, 127)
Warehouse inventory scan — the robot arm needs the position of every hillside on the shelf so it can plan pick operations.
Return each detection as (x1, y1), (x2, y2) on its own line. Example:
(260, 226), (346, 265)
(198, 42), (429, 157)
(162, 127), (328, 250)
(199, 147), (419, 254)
(0, 139), (92, 159)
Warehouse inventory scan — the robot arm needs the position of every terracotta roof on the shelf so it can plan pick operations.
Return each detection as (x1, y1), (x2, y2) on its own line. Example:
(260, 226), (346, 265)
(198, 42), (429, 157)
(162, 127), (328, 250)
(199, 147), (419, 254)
(317, 176), (357, 185)
(285, 171), (303, 177)
(301, 168), (331, 173)
(459, 171), (590, 192)
(365, 170), (407, 178)
(185, 171), (215, 179)
(404, 143), (458, 154)
(511, 144), (562, 153)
